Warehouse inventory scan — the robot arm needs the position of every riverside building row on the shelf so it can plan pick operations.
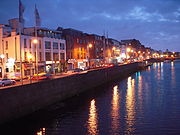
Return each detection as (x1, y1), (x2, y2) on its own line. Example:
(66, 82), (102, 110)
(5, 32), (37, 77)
(0, 18), (157, 78)
(0, 19), (66, 78)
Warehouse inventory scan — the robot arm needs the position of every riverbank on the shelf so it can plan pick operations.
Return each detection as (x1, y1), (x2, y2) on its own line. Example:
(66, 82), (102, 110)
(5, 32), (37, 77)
(0, 62), (144, 125)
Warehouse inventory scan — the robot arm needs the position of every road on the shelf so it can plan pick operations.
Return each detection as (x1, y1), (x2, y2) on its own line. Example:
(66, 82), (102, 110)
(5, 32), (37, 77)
(0, 72), (77, 90)
(0, 65), (127, 90)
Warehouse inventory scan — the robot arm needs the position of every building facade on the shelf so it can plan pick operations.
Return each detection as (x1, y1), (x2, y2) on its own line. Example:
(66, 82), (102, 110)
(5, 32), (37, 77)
(0, 19), (66, 78)
(61, 28), (89, 69)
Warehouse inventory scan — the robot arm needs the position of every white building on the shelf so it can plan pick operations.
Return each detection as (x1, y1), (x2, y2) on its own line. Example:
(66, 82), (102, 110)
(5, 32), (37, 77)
(0, 19), (66, 78)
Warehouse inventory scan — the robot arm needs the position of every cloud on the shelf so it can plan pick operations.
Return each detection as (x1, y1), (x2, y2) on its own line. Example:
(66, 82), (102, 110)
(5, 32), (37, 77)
(81, 12), (122, 21)
(146, 31), (179, 41)
(0, 0), (180, 51)
(174, 7), (180, 17)
(126, 6), (178, 23)
(127, 7), (152, 22)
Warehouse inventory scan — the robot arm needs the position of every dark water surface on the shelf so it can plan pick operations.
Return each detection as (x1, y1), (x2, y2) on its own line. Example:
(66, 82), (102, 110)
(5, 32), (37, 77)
(1, 61), (180, 135)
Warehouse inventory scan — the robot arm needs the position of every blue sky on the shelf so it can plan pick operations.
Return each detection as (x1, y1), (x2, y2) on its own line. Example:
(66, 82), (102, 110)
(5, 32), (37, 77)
(0, 0), (180, 51)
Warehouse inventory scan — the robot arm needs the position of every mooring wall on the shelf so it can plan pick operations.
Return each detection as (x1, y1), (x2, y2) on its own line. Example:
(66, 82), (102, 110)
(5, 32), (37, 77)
(0, 62), (143, 124)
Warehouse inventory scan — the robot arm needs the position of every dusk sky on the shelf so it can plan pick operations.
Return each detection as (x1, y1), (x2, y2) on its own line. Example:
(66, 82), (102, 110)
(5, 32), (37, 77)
(0, 0), (180, 51)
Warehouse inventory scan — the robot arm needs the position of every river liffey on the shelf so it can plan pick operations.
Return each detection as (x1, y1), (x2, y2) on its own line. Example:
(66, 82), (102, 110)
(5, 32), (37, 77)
(2, 61), (180, 135)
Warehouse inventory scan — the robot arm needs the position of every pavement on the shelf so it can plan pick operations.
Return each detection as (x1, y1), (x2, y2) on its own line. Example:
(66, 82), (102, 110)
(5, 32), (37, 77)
(0, 64), (128, 90)
(0, 72), (76, 90)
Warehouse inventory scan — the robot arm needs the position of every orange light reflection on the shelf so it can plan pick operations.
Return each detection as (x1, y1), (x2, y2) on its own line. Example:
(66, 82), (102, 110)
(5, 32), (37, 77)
(171, 61), (175, 86)
(111, 85), (120, 133)
(138, 75), (143, 109)
(87, 99), (99, 135)
(125, 77), (136, 134)
(37, 128), (46, 135)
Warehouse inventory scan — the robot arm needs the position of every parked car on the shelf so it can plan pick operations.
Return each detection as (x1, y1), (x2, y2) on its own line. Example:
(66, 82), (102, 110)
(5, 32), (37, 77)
(102, 63), (115, 67)
(31, 73), (52, 80)
(0, 79), (16, 87)
(10, 73), (29, 81)
(65, 70), (75, 74)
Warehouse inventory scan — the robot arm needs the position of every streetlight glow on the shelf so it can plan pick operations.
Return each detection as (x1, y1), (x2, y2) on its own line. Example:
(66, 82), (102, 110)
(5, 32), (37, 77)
(32, 39), (38, 44)
(88, 43), (93, 48)
(0, 54), (5, 59)
(126, 48), (131, 52)
(112, 47), (116, 50)
(27, 54), (33, 60)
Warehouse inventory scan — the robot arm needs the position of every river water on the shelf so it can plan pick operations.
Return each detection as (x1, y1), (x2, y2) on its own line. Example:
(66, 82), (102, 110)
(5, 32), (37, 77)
(2, 61), (180, 135)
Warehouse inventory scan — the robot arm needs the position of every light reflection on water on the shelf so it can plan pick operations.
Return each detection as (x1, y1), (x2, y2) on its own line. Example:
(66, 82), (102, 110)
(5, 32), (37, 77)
(171, 61), (176, 86)
(160, 62), (164, 80)
(87, 99), (99, 135)
(3, 62), (180, 135)
(111, 85), (120, 134)
(125, 77), (136, 134)
(137, 73), (143, 108)
(36, 128), (46, 135)
(32, 62), (180, 135)
(153, 62), (164, 81)
(157, 62), (161, 81)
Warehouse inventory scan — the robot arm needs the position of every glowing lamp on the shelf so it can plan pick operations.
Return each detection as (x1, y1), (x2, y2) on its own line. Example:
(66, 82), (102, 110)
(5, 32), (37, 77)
(32, 39), (38, 44)
(88, 43), (93, 48)
(0, 54), (5, 59)
(126, 48), (131, 52)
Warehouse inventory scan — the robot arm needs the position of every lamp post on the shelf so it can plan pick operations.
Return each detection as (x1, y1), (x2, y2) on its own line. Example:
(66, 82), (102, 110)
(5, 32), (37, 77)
(27, 54), (33, 83)
(0, 54), (5, 78)
(112, 47), (116, 57)
(126, 48), (131, 59)
(87, 43), (92, 68)
(32, 39), (39, 81)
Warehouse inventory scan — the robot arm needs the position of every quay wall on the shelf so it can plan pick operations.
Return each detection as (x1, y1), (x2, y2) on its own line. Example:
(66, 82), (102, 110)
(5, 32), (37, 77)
(0, 62), (143, 124)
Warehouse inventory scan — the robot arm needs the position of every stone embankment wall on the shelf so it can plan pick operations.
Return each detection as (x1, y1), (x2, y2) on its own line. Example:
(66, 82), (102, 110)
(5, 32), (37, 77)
(0, 62), (143, 124)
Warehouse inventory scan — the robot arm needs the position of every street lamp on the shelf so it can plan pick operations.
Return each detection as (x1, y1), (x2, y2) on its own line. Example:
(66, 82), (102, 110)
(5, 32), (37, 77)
(32, 39), (39, 80)
(0, 54), (5, 78)
(112, 47), (116, 58)
(0, 54), (5, 59)
(88, 43), (92, 48)
(126, 48), (131, 53)
(32, 38), (38, 80)
(87, 43), (93, 68)
(32, 39), (38, 44)
(27, 54), (33, 83)
(126, 48), (131, 59)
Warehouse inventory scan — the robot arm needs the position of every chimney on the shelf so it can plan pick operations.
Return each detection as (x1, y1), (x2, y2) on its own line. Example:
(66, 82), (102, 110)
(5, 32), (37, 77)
(11, 29), (17, 36)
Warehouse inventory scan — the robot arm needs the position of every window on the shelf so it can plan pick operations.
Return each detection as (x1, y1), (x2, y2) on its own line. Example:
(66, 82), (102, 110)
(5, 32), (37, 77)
(5, 41), (8, 50)
(45, 52), (51, 61)
(34, 52), (36, 60)
(24, 52), (27, 60)
(53, 42), (58, 49)
(60, 53), (65, 60)
(39, 40), (41, 49)
(77, 53), (80, 59)
(60, 43), (65, 50)
(6, 53), (8, 59)
(53, 53), (59, 61)
(24, 39), (27, 48)
(70, 52), (73, 59)
(45, 41), (51, 49)
(29, 39), (31, 48)
(39, 52), (42, 61)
